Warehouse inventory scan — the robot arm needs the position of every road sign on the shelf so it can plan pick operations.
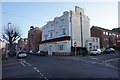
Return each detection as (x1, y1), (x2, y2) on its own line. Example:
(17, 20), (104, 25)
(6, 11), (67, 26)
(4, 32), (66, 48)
(117, 38), (120, 45)
(74, 42), (77, 47)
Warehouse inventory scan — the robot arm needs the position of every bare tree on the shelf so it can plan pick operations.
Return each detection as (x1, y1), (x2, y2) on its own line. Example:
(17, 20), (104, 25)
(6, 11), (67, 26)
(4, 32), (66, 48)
(3, 23), (21, 56)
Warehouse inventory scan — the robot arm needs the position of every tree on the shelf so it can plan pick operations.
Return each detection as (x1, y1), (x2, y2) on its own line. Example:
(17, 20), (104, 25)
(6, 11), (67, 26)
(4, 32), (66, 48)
(3, 23), (21, 56)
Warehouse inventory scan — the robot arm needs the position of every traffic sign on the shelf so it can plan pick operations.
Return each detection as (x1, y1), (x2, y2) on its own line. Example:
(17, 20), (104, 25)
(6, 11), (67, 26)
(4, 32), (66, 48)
(74, 42), (77, 47)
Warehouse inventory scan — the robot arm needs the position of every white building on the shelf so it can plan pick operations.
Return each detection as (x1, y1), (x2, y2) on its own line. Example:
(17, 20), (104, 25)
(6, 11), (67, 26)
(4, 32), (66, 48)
(86, 37), (100, 51)
(39, 6), (90, 55)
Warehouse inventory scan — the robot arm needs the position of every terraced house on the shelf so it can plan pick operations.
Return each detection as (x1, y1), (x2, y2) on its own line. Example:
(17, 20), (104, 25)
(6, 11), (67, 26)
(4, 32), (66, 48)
(39, 6), (91, 55)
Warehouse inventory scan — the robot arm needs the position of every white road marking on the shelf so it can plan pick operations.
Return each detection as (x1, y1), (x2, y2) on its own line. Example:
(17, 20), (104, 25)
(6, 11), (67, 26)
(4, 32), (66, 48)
(20, 62), (26, 67)
(23, 61), (31, 66)
(103, 58), (120, 69)
(33, 66), (48, 80)
(91, 58), (98, 59)
(3, 62), (20, 66)
(34, 67), (37, 70)
(37, 70), (40, 72)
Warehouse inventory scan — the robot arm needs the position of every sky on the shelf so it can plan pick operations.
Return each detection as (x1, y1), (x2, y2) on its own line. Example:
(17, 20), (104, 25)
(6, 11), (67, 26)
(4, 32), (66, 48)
(1, 1), (119, 40)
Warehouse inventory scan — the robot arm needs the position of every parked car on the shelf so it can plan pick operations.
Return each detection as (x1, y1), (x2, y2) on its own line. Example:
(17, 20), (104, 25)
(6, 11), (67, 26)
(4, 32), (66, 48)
(16, 51), (27, 58)
(36, 51), (47, 56)
(90, 49), (102, 56)
(104, 48), (115, 54)
(29, 50), (33, 54)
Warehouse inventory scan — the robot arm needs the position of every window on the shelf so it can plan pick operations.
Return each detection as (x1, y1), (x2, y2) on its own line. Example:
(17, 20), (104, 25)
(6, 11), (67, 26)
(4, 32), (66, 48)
(89, 47), (92, 50)
(61, 19), (64, 21)
(56, 22), (58, 24)
(106, 32), (108, 35)
(89, 43), (92, 46)
(70, 17), (72, 22)
(60, 28), (67, 35)
(103, 32), (106, 35)
(96, 46), (98, 49)
(58, 45), (63, 50)
(49, 31), (54, 38)
(61, 19), (64, 24)
(45, 35), (48, 40)
(93, 38), (95, 42)
(109, 33), (111, 36)
(96, 38), (98, 42)
(62, 28), (66, 35)
(117, 35), (118, 37)
(51, 24), (53, 26)
(93, 46), (95, 49)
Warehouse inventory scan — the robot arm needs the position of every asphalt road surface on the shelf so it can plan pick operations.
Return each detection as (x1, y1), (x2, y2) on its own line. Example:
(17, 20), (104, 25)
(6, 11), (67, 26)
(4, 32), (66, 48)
(2, 51), (120, 80)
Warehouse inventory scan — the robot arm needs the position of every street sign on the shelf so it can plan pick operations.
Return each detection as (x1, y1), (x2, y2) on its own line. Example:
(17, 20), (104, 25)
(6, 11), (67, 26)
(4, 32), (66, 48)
(117, 38), (120, 45)
(74, 42), (77, 47)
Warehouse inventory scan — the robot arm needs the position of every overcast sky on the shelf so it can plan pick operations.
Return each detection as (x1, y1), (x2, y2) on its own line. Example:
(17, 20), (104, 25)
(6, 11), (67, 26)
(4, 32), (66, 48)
(1, 1), (119, 39)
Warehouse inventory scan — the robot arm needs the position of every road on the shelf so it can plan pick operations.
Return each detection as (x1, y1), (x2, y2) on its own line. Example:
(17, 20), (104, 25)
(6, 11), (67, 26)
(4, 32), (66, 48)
(2, 52), (120, 79)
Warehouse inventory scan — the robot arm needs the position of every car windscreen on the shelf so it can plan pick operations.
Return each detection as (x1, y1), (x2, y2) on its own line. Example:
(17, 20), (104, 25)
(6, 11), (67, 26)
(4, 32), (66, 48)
(18, 52), (26, 54)
(91, 49), (97, 51)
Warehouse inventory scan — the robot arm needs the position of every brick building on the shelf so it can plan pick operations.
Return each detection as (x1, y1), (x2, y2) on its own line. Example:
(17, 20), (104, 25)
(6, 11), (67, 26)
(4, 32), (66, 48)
(112, 27), (120, 34)
(91, 26), (120, 48)
(28, 26), (42, 52)
(18, 38), (28, 51)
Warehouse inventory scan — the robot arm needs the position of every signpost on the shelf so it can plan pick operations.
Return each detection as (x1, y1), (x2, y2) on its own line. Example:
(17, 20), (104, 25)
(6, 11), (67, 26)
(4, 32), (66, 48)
(74, 42), (77, 56)
(117, 38), (120, 45)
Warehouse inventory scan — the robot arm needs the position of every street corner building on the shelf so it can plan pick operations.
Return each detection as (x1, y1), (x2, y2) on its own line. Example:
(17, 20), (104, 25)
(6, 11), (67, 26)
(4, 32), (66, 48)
(39, 6), (92, 56)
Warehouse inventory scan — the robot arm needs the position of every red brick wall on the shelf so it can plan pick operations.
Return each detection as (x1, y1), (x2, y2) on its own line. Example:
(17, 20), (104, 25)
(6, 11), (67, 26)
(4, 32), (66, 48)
(28, 27), (42, 51)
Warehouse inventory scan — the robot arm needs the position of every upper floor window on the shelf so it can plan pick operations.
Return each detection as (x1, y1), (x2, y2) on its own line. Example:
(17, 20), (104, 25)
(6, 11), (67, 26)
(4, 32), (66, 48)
(61, 19), (64, 24)
(96, 38), (98, 42)
(44, 35), (48, 40)
(117, 35), (118, 37)
(49, 31), (54, 38)
(93, 38), (95, 42)
(106, 32), (108, 35)
(61, 19), (64, 21)
(56, 22), (58, 24)
(109, 33), (111, 36)
(70, 17), (72, 22)
(103, 32), (106, 35)
(96, 46), (98, 49)
(60, 28), (67, 35)
(89, 43), (92, 46)
(51, 24), (53, 26)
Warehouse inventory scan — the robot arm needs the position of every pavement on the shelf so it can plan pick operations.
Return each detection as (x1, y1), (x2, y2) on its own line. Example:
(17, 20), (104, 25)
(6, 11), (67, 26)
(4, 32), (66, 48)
(2, 51), (120, 79)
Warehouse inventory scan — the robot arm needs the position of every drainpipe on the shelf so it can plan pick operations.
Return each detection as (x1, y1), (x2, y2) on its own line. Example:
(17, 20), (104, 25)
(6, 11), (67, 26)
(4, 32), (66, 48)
(80, 12), (83, 47)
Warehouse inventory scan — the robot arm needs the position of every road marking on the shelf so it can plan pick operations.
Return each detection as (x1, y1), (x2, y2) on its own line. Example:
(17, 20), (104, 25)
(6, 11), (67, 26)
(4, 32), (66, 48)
(91, 58), (98, 59)
(37, 70), (40, 72)
(23, 60), (31, 66)
(34, 67), (37, 70)
(20, 62), (26, 67)
(3, 62), (20, 66)
(33, 66), (48, 80)
(103, 58), (120, 69)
